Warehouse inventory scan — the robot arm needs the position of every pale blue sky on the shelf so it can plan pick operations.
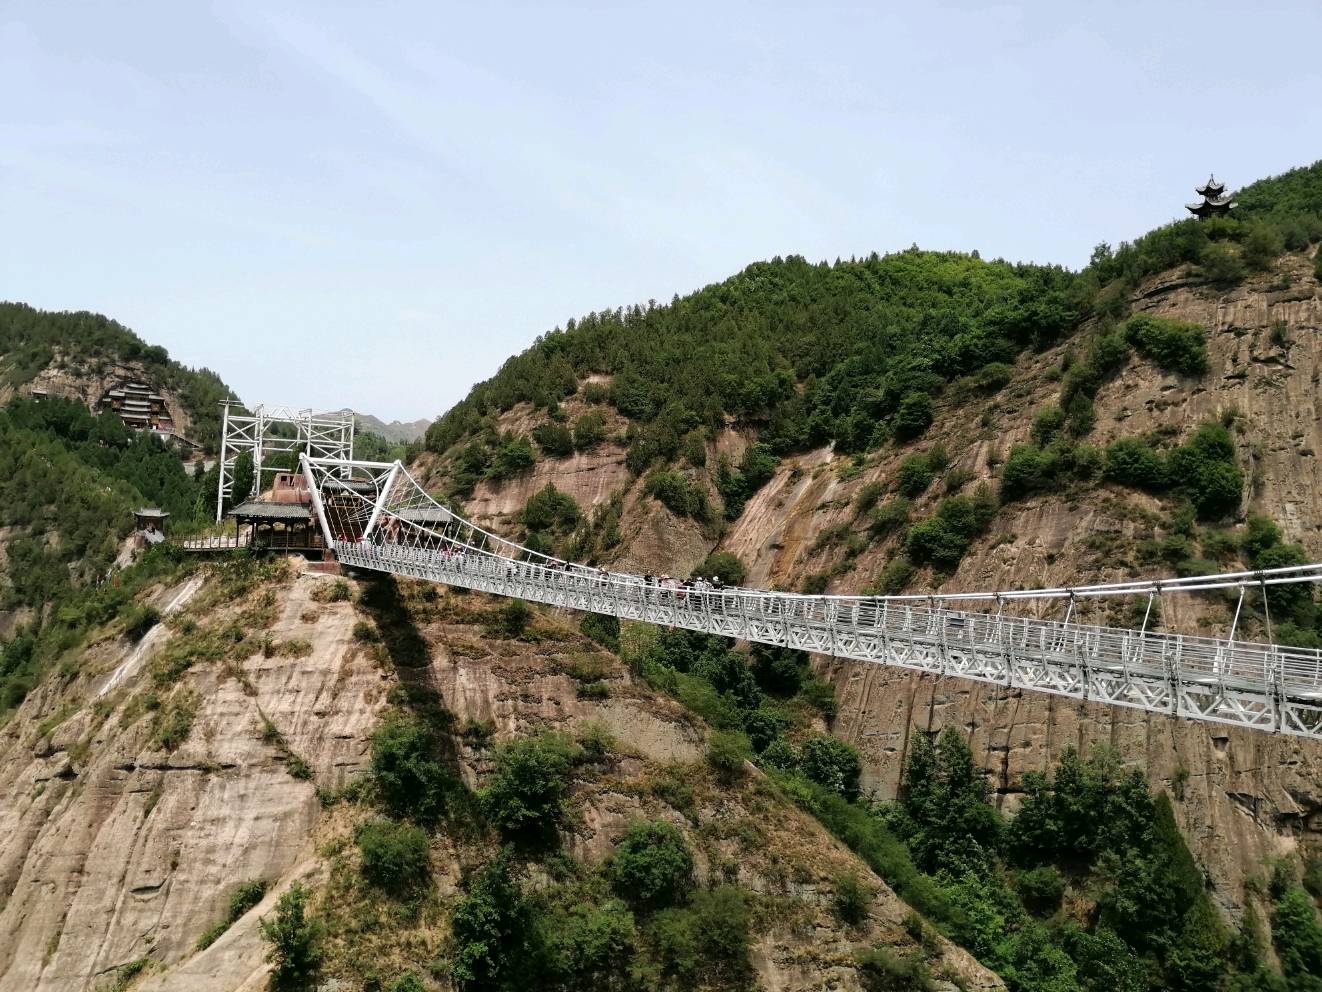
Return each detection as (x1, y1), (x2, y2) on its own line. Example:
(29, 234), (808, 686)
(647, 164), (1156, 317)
(3, 2), (1319, 421)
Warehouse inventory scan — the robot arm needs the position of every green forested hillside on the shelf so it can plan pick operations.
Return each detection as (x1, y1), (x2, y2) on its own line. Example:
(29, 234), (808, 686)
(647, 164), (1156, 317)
(427, 252), (1076, 460)
(0, 394), (212, 715)
(422, 161), (1322, 649)
(0, 397), (213, 608)
(0, 302), (233, 451)
(426, 161), (1322, 472)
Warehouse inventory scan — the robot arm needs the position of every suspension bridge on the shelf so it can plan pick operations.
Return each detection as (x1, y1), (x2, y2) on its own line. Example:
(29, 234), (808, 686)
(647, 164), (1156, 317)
(296, 454), (1322, 742)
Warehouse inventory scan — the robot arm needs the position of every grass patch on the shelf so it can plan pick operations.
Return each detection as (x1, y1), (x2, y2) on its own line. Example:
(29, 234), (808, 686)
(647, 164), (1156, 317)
(196, 879), (269, 950)
(312, 578), (352, 603)
(102, 957), (152, 991)
(152, 691), (199, 751)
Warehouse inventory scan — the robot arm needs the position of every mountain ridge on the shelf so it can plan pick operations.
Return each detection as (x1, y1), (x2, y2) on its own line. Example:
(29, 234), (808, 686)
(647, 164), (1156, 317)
(397, 160), (1322, 990)
(2, 160), (1322, 992)
(350, 410), (432, 444)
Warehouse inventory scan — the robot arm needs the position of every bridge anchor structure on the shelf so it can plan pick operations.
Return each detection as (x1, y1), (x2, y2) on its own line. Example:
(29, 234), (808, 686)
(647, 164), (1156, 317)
(216, 403), (354, 521)
(299, 455), (1322, 742)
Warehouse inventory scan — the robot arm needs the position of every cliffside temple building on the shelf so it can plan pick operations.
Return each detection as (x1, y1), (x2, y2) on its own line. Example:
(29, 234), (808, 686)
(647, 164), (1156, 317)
(229, 478), (326, 553)
(96, 378), (203, 452)
(1186, 174), (1236, 219)
(99, 380), (170, 429)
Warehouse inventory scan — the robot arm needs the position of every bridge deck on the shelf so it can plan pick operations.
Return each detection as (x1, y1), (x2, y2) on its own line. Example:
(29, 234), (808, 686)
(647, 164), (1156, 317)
(333, 541), (1322, 741)
(300, 454), (1322, 743)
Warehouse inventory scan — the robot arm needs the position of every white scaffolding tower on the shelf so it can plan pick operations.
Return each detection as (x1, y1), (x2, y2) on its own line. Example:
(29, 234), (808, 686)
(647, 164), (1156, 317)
(216, 403), (355, 521)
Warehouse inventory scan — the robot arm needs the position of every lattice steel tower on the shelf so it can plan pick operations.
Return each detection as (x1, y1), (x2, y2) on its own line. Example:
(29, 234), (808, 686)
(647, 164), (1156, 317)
(215, 403), (355, 521)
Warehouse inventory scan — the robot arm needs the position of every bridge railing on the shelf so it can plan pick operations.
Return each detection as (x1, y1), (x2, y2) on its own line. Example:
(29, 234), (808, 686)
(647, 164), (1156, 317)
(333, 538), (1322, 696)
(302, 456), (1322, 740)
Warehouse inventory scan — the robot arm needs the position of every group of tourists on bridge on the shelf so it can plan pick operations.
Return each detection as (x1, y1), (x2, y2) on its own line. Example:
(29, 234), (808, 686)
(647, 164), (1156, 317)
(311, 460), (1322, 741)
(356, 531), (735, 611)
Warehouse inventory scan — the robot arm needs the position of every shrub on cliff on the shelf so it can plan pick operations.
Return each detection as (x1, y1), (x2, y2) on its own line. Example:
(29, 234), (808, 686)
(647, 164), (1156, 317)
(706, 730), (750, 783)
(480, 731), (581, 836)
(868, 497), (911, 538)
(580, 611), (620, 651)
(356, 818), (430, 894)
(855, 946), (933, 992)
(487, 599), (533, 639)
(530, 421), (574, 457)
(450, 853), (539, 989)
(799, 734), (862, 799)
(521, 483), (580, 532)
(896, 454), (934, 497)
(544, 898), (636, 987)
(715, 443), (777, 520)
(1015, 866), (1064, 916)
(1241, 223), (1285, 272)
(487, 434), (535, 481)
(1123, 314), (1208, 376)
(370, 715), (455, 823)
(1104, 422), (1243, 519)
(259, 882), (323, 990)
(904, 489), (995, 571)
(649, 886), (752, 985)
(197, 878), (269, 950)
(1000, 443), (1062, 500)
(892, 392), (934, 441)
(1199, 243), (1246, 286)
(608, 819), (694, 909)
(643, 470), (712, 522)
(1104, 437), (1169, 490)
(1272, 886), (1322, 986)
(572, 411), (606, 449)
(693, 550), (747, 586)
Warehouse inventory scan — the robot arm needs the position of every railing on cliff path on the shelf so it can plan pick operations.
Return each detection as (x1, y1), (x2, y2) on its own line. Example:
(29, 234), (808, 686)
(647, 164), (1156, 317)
(299, 455), (1322, 742)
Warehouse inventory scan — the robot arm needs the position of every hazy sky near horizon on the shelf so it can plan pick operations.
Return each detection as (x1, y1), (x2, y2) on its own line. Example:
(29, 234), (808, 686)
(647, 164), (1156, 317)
(4, 2), (1320, 422)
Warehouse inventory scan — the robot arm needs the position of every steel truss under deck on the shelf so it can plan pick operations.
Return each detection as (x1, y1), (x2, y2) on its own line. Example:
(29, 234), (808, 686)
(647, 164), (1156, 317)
(300, 455), (1322, 742)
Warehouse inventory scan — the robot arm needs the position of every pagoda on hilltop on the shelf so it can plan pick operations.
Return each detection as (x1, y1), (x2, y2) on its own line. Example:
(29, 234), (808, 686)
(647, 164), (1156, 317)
(1186, 174), (1236, 219)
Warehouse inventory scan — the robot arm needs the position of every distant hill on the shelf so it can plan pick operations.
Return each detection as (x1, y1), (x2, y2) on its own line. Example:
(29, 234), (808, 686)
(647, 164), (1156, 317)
(0, 302), (236, 452)
(352, 411), (431, 443)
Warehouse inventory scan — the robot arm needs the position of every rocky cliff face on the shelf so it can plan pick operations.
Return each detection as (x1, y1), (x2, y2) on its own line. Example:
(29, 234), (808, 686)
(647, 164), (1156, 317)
(451, 254), (1322, 911)
(0, 354), (200, 444)
(0, 563), (379, 991)
(735, 256), (1322, 911)
(0, 560), (1000, 991)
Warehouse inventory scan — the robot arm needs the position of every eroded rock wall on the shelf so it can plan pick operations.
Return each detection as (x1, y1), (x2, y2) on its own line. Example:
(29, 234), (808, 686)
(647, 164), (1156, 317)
(735, 257), (1322, 907)
(0, 564), (1004, 991)
(443, 257), (1322, 910)
(0, 569), (382, 992)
